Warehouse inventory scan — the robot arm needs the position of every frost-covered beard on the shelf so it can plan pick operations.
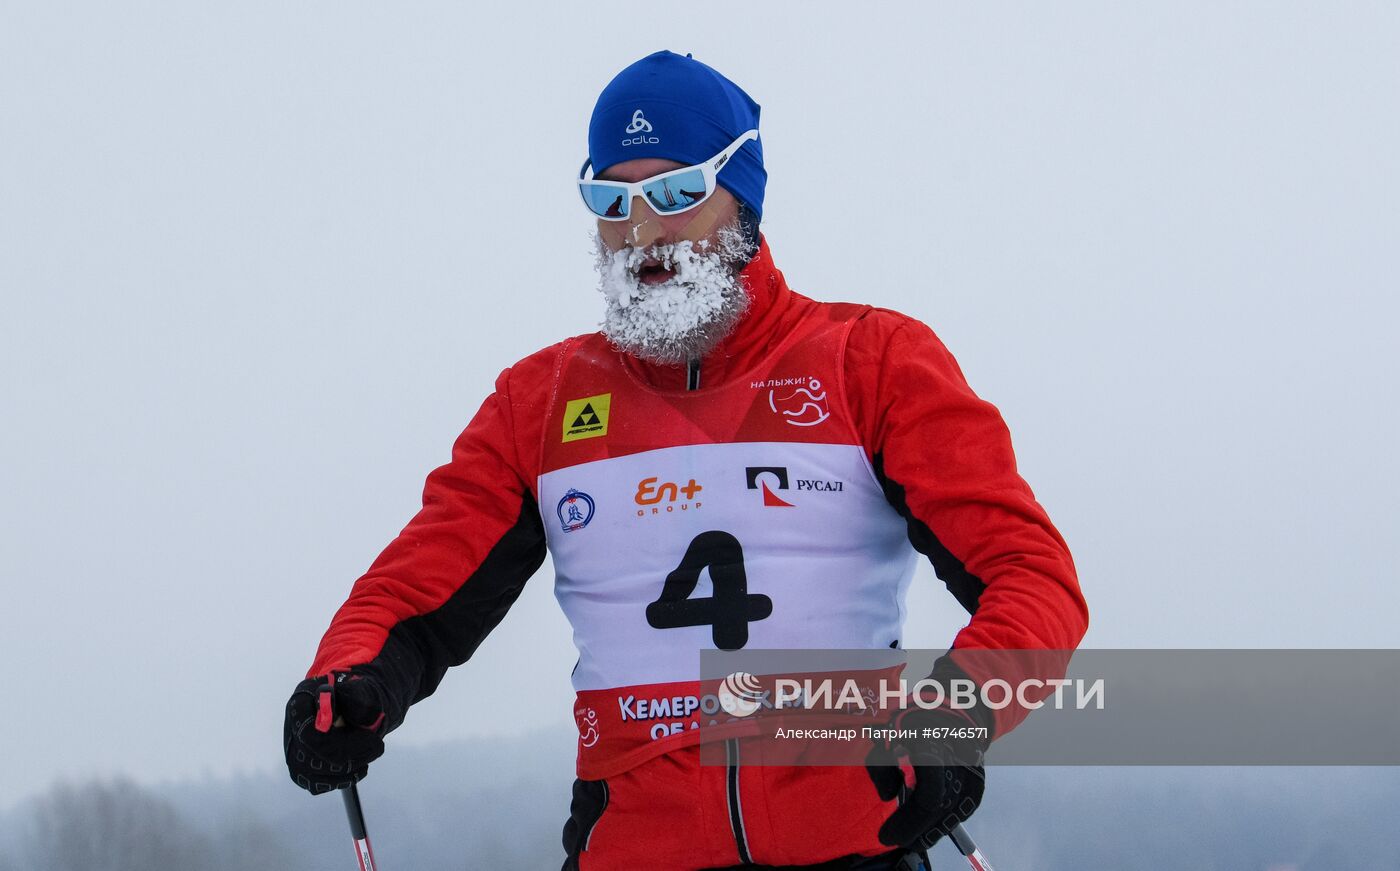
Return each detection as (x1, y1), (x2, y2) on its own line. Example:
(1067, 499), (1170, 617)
(593, 224), (755, 366)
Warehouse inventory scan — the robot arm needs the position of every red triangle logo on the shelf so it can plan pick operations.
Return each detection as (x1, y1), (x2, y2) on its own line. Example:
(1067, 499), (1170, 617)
(761, 481), (794, 508)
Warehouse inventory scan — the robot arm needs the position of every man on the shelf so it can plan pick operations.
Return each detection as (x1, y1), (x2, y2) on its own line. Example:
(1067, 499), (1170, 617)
(284, 50), (1088, 870)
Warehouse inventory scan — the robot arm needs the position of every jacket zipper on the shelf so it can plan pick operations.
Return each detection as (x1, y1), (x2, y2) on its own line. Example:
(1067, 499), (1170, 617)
(691, 357), (746, 860)
(686, 358), (750, 860)
(695, 357), (750, 864)
(726, 738), (752, 863)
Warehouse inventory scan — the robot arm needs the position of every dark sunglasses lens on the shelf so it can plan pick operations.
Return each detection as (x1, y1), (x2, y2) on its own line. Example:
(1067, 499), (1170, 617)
(580, 182), (630, 219)
(639, 168), (709, 214)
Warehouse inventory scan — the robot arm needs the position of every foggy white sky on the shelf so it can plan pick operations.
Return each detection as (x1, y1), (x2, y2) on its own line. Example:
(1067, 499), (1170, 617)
(1, 2), (1396, 809)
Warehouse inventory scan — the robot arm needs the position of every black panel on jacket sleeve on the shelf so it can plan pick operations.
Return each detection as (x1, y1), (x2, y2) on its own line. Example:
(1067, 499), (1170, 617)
(872, 453), (987, 616)
(359, 494), (547, 732)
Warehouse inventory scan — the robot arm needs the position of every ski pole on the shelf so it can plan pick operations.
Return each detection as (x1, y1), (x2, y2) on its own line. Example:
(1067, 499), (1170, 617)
(949, 823), (995, 871)
(341, 783), (379, 871)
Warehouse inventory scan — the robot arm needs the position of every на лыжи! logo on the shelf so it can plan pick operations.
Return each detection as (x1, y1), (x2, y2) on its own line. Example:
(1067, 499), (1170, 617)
(575, 706), (600, 748)
(763, 377), (830, 427)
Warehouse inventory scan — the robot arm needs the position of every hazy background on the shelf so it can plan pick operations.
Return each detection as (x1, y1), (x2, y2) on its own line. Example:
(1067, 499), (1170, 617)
(1, 1), (1396, 867)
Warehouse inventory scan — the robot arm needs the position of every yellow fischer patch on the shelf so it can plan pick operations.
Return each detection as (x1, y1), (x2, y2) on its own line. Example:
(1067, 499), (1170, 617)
(562, 393), (612, 443)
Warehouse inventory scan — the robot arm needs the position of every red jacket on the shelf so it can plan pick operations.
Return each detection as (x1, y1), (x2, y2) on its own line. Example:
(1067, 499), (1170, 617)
(308, 236), (1088, 776)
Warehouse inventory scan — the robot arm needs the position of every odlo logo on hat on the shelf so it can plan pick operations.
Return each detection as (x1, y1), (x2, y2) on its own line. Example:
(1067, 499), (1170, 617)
(622, 108), (659, 147)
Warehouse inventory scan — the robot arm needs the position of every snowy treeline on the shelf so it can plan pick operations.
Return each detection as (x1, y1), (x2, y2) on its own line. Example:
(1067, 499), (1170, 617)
(2, 732), (1396, 870)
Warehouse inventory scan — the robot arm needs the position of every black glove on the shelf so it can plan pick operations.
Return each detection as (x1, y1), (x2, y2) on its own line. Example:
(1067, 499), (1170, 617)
(284, 670), (389, 795)
(867, 707), (989, 850)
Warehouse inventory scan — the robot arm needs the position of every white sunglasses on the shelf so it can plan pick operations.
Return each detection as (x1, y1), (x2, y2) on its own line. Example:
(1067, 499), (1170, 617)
(577, 129), (759, 221)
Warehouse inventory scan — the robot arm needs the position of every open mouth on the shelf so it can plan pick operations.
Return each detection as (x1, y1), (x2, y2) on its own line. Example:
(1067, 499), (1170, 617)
(635, 261), (677, 285)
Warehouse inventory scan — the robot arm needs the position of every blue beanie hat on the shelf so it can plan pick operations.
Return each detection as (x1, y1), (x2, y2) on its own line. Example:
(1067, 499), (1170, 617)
(588, 50), (766, 219)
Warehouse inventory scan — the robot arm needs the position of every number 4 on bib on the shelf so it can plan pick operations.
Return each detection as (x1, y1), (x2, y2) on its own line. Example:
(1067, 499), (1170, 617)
(646, 531), (773, 650)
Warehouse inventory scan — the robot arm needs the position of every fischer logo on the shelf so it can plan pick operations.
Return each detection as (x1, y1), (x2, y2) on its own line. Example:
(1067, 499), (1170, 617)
(634, 476), (703, 516)
(754, 376), (831, 427)
(746, 466), (844, 507)
(562, 393), (611, 443)
(622, 109), (659, 146)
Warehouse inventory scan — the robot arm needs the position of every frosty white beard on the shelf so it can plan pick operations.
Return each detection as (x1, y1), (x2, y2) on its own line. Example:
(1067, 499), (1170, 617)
(593, 225), (755, 366)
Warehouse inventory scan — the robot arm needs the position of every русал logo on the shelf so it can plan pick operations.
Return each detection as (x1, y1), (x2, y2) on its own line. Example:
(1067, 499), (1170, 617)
(557, 489), (596, 533)
(563, 393), (611, 443)
(745, 467), (794, 507)
(746, 466), (844, 507)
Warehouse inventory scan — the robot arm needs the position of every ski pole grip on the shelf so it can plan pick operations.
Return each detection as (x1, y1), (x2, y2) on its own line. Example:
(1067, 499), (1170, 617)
(950, 823), (996, 871)
(342, 783), (368, 841)
(950, 823), (976, 855)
